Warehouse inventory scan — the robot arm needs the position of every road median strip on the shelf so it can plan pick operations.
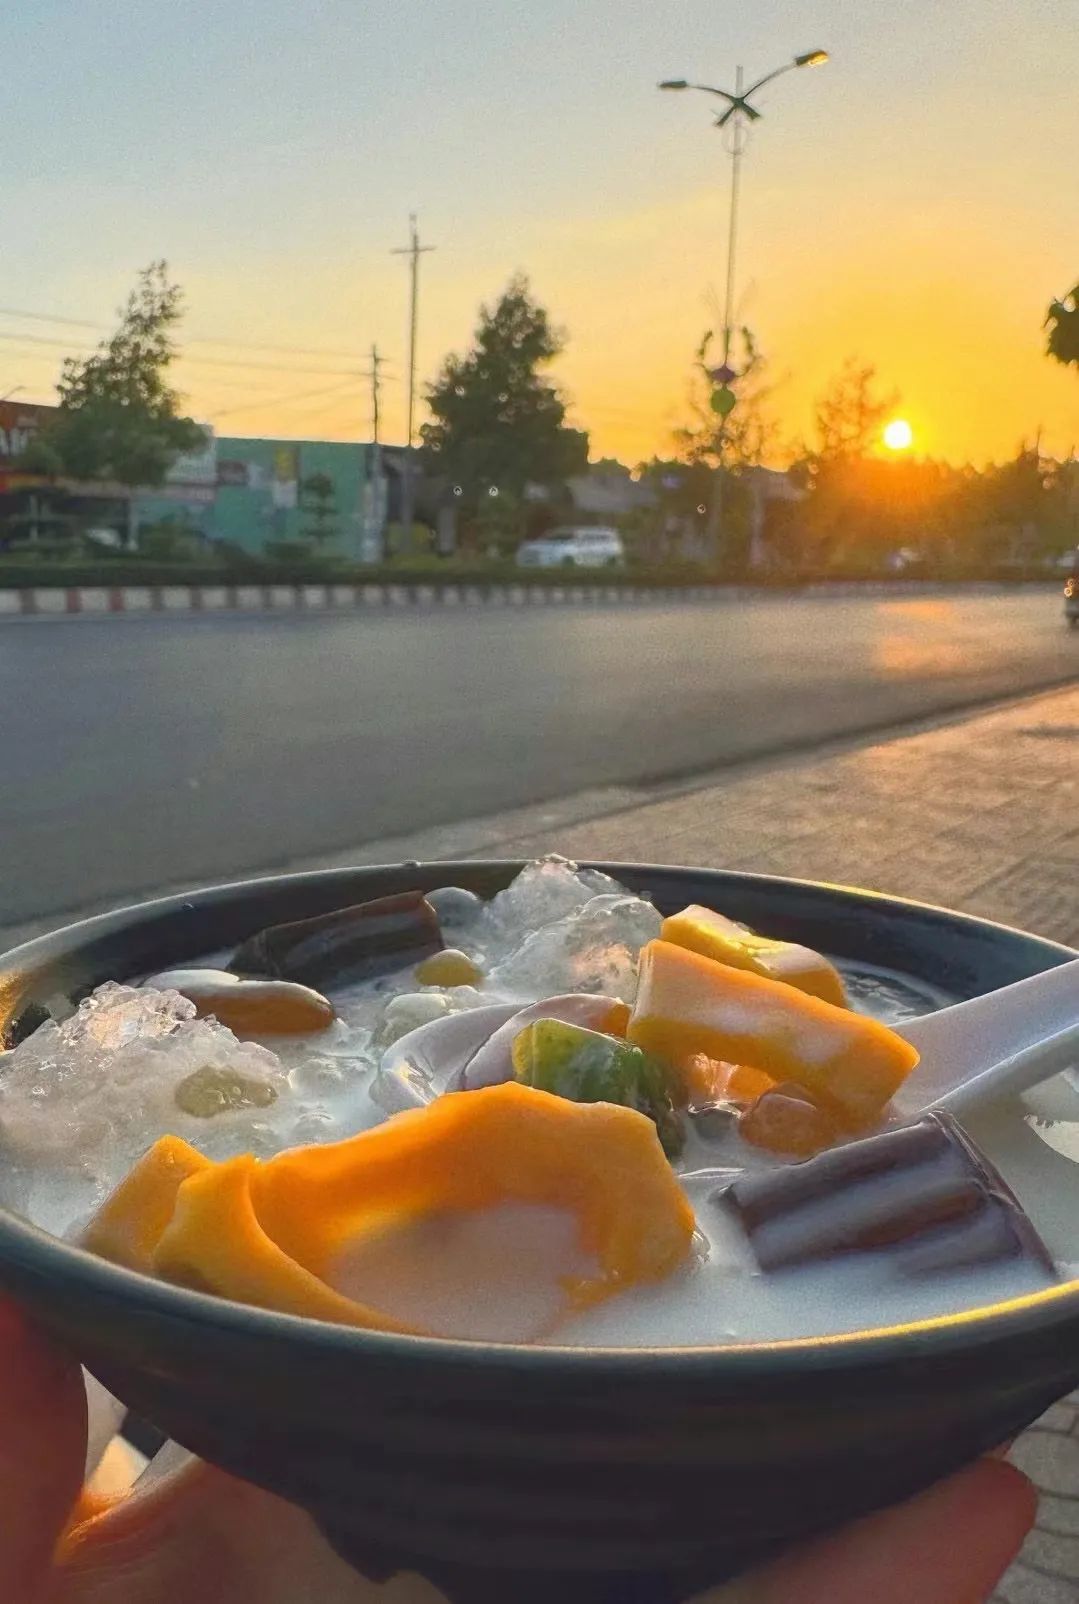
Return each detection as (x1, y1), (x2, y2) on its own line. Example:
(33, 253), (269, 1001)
(0, 577), (1060, 620)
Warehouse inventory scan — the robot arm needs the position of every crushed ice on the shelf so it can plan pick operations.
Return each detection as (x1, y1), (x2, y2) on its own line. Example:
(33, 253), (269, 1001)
(0, 860), (661, 1238)
(0, 983), (373, 1237)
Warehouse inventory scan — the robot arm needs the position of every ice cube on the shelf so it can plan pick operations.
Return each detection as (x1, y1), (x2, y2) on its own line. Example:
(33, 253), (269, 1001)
(482, 856), (632, 956)
(488, 893), (662, 1001)
(0, 984), (292, 1236)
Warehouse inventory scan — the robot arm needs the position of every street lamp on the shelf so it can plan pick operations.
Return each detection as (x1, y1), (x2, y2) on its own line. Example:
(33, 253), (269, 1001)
(659, 49), (828, 362)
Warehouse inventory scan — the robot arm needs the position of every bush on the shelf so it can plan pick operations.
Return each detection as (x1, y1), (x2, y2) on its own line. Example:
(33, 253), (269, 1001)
(264, 540), (324, 564)
(0, 550), (1064, 590)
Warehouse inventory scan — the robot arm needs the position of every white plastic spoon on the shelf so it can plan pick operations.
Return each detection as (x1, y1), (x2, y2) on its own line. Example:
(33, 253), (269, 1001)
(892, 956), (1079, 1120)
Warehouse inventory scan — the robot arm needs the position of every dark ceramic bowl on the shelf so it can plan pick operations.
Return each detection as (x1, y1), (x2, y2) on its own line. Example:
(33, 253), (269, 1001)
(1, 862), (1077, 1604)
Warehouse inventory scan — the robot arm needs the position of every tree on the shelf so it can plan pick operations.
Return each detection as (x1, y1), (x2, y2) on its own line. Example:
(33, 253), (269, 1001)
(812, 359), (897, 462)
(1046, 283), (1079, 368)
(301, 471), (339, 545)
(793, 362), (902, 570)
(46, 262), (203, 488)
(420, 275), (588, 535)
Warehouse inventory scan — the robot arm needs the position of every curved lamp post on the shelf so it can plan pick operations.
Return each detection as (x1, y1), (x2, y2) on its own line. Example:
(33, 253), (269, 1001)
(660, 50), (828, 363)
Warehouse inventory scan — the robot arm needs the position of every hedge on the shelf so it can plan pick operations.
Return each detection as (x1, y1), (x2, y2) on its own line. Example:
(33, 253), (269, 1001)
(0, 557), (1066, 590)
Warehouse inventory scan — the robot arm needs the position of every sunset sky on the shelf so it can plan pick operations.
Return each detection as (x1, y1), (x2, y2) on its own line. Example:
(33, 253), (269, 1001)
(4, 0), (1077, 467)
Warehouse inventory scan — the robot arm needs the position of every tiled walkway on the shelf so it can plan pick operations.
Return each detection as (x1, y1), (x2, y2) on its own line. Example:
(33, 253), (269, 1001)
(470, 682), (1079, 1602)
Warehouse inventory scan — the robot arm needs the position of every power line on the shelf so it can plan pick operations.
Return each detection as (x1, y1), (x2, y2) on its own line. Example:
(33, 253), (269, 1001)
(0, 306), (98, 330)
(0, 305), (373, 361)
(207, 377), (360, 420)
(0, 328), (383, 378)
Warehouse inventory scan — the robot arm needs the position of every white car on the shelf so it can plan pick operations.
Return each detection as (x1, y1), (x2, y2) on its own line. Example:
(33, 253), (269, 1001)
(515, 526), (625, 570)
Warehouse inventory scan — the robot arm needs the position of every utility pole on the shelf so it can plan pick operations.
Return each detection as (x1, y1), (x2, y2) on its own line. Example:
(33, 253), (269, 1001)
(391, 214), (436, 535)
(367, 343), (385, 560)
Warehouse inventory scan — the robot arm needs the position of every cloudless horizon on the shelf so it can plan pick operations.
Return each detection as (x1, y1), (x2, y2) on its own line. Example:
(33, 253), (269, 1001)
(4, 0), (1077, 467)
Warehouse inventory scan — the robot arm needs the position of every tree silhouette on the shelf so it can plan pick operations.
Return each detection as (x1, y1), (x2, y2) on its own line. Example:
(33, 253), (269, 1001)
(1046, 284), (1079, 368)
(46, 262), (203, 488)
(421, 274), (588, 529)
(301, 471), (339, 545)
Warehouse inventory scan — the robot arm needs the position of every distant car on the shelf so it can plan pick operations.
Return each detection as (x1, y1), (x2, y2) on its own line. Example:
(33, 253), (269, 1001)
(1065, 575), (1078, 629)
(515, 526), (625, 570)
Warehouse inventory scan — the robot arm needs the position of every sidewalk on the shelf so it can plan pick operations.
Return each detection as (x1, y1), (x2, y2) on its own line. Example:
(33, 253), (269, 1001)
(5, 681), (1078, 1597)
(444, 680), (1077, 1604)
(319, 679), (1079, 1603)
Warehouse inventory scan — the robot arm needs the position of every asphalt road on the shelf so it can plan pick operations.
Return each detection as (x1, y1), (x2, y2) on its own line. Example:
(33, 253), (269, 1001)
(3, 591), (1075, 929)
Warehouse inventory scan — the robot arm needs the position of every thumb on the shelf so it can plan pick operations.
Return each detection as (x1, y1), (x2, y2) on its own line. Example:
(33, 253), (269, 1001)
(707, 1457), (1037, 1604)
(0, 1302), (86, 1600)
(56, 1450), (375, 1603)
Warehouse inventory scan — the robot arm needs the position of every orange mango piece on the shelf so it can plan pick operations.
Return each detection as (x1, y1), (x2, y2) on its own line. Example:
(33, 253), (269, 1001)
(738, 1083), (839, 1158)
(88, 1083), (695, 1337)
(84, 1135), (211, 1272)
(628, 941), (917, 1127)
(600, 999), (632, 1038)
(661, 905), (847, 1007)
(678, 1053), (776, 1108)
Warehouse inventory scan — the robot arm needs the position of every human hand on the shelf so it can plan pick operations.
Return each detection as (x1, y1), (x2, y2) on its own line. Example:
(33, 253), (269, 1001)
(1, 1302), (1035, 1604)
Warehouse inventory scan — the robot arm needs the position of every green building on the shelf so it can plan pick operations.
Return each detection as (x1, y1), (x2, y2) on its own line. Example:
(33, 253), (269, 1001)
(134, 432), (380, 559)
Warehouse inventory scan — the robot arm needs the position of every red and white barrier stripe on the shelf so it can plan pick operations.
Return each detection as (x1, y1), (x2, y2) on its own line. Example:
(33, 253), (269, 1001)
(0, 579), (1058, 621)
(0, 582), (698, 619)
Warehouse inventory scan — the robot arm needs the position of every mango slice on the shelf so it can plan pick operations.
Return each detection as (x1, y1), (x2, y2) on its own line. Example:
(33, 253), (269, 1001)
(661, 906), (847, 1007)
(628, 941), (917, 1127)
(84, 1135), (210, 1272)
(85, 1083), (695, 1337)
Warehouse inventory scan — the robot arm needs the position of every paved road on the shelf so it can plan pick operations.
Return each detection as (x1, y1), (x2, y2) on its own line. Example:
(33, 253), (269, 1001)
(2, 592), (1075, 929)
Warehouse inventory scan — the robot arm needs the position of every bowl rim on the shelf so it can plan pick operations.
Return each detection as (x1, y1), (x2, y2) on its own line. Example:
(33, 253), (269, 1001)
(1, 858), (1077, 1376)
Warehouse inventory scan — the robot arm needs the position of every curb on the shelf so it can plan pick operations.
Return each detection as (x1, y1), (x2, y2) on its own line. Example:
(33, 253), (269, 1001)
(0, 579), (1059, 621)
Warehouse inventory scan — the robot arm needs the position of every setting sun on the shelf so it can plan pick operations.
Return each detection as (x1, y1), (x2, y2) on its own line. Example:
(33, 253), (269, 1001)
(883, 419), (914, 452)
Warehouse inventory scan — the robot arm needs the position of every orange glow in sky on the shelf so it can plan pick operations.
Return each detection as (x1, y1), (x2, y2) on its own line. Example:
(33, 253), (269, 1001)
(2, 2), (1076, 468)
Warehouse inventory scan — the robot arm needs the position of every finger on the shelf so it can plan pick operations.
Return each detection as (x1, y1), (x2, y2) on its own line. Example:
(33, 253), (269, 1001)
(713, 1457), (1036, 1604)
(57, 1455), (371, 1603)
(0, 1301), (86, 1599)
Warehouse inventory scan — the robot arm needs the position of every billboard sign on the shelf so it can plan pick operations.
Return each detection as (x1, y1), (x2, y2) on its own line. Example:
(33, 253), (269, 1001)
(0, 400), (58, 465)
